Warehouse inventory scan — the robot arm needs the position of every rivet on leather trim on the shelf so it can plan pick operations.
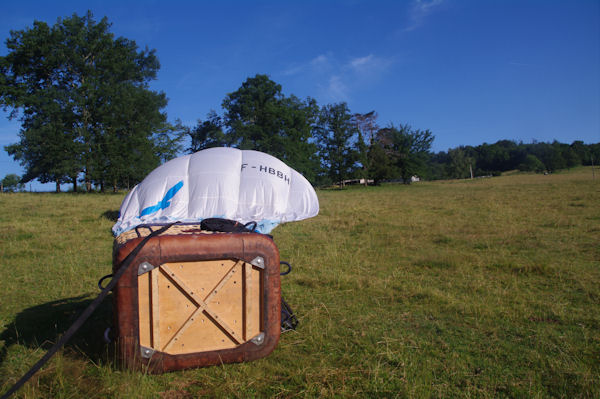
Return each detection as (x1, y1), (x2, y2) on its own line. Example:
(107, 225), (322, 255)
(138, 261), (156, 275)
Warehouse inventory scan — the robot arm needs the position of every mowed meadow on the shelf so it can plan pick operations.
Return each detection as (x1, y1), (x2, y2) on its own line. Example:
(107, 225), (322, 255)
(0, 168), (598, 398)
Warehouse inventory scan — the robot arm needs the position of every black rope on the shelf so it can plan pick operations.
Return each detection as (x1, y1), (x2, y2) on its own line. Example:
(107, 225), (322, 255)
(97, 274), (113, 290)
(279, 260), (298, 332)
(243, 221), (257, 232)
(281, 296), (299, 332)
(279, 261), (292, 276)
(0, 222), (177, 399)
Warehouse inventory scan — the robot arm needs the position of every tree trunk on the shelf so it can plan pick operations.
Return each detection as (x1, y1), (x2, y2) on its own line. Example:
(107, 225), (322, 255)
(85, 171), (91, 192)
(72, 176), (77, 192)
(113, 179), (118, 193)
(56, 179), (61, 193)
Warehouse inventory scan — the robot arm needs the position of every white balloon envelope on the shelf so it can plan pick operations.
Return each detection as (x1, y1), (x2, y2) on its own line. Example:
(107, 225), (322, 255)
(112, 147), (319, 236)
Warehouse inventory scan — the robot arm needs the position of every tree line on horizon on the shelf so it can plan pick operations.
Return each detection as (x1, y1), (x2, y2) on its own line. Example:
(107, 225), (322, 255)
(1, 12), (598, 193)
(429, 139), (599, 180)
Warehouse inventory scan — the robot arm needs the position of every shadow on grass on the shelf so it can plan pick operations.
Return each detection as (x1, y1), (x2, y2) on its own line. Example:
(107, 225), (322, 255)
(101, 210), (120, 222)
(0, 294), (115, 370)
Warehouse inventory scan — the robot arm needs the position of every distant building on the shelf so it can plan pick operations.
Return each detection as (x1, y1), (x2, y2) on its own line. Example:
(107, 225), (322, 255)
(341, 178), (374, 186)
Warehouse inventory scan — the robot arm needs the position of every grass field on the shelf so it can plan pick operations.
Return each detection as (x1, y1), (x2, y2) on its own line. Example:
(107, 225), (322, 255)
(0, 167), (598, 398)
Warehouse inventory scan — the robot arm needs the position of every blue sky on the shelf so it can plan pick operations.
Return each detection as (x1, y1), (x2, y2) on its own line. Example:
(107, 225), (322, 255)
(1, 0), (599, 190)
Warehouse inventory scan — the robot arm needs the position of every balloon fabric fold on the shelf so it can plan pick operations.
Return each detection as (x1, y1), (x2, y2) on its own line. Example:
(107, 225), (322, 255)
(112, 148), (319, 236)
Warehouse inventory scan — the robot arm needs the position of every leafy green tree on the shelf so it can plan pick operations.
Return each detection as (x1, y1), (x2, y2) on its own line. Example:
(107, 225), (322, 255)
(541, 142), (566, 172)
(187, 110), (229, 153)
(561, 145), (580, 169)
(475, 141), (522, 174)
(570, 141), (590, 165)
(222, 75), (285, 151)
(352, 111), (379, 185)
(5, 111), (80, 192)
(222, 74), (320, 182)
(367, 142), (397, 185)
(428, 151), (451, 180)
(588, 144), (600, 167)
(276, 95), (320, 182)
(93, 86), (180, 191)
(375, 124), (434, 184)
(518, 154), (545, 173)
(0, 12), (174, 192)
(1, 174), (24, 192)
(429, 140), (598, 182)
(446, 147), (473, 179)
(315, 103), (358, 187)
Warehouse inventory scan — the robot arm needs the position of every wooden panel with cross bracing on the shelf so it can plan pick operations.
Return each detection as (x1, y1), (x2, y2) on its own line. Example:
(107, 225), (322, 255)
(138, 259), (262, 355)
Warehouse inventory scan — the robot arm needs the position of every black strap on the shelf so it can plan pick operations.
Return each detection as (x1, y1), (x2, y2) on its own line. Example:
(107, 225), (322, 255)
(0, 222), (177, 399)
(200, 218), (256, 233)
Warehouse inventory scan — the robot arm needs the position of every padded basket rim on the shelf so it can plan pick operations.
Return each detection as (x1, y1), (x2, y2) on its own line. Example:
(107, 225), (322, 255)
(115, 223), (218, 245)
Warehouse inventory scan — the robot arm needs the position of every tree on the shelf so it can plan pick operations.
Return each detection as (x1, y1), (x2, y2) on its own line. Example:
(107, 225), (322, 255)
(1, 174), (24, 192)
(367, 142), (397, 185)
(588, 144), (600, 167)
(222, 75), (282, 151)
(187, 110), (228, 153)
(446, 147), (474, 179)
(352, 111), (379, 185)
(352, 111), (379, 147)
(475, 141), (522, 174)
(5, 111), (80, 192)
(222, 74), (320, 182)
(375, 124), (434, 184)
(315, 103), (358, 187)
(543, 142), (567, 172)
(570, 141), (590, 164)
(561, 145), (580, 169)
(276, 95), (320, 182)
(428, 140), (598, 182)
(0, 11), (174, 192)
(518, 154), (545, 173)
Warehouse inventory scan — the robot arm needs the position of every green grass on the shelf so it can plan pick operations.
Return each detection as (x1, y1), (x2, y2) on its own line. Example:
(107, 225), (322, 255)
(1, 167), (599, 398)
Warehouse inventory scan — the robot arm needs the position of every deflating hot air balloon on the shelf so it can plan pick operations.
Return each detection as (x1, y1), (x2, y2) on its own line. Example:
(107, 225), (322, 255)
(112, 147), (319, 236)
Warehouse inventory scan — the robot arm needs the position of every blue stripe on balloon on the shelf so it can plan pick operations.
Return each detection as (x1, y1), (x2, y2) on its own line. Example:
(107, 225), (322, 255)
(139, 180), (184, 217)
